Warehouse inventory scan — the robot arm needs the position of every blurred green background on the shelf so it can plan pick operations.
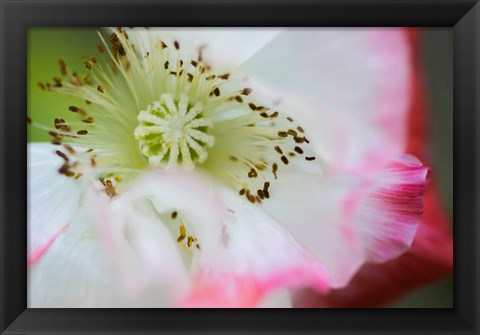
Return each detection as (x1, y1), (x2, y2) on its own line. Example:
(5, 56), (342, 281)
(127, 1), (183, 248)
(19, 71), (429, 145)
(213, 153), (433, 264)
(28, 28), (453, 307)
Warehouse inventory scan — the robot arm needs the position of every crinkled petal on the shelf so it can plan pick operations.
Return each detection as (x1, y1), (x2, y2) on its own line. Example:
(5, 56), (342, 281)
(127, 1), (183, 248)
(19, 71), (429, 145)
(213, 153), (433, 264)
(354, 158), (430, 264)
(244, 28), (411, 173)
(291, 182), (452, 308)
(261, 159), (429, 289)
(28, 143), (83, 265)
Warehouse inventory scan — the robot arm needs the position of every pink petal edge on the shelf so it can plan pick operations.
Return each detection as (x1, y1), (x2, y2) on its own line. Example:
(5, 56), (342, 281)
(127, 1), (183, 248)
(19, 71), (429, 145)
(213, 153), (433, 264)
(28, 222), (70, 266)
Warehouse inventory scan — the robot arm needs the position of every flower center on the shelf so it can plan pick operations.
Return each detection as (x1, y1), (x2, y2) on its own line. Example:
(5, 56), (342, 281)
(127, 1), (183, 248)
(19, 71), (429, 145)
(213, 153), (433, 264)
(36, 27), (321, 203)
(134, 94), (214, 170)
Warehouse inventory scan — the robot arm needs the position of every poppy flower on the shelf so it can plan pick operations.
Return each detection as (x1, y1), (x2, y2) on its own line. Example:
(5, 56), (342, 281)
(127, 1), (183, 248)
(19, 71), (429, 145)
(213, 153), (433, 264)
(28, 28), (432, 307)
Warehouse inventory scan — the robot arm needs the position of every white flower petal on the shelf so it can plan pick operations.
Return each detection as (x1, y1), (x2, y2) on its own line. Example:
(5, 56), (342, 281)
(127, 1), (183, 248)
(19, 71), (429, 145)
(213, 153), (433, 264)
(244, 28), (411, 173)
(28, 208), (176, 307)
(128, 169), (329, 307)
(28, 143), (83, 265)
(84, 185), (189, 299)
(134, 28), (280, 68)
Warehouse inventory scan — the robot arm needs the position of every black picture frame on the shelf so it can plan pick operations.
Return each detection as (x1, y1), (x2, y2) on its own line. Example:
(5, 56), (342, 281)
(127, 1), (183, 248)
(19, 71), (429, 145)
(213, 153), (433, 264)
(1, 0), (478, 334)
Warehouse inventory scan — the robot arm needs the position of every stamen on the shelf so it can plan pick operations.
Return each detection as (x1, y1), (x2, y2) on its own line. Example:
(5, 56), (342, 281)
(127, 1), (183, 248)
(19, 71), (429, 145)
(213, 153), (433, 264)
(294, 146), (304, 154)
(39, 27), (322, 209)
(177, 224), (186, 242)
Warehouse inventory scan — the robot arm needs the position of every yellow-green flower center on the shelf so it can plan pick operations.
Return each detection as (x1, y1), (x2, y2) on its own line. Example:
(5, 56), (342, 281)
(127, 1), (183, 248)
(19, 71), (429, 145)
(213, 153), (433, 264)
(134, 94), (214, 170)
(36, 27), (321, 204)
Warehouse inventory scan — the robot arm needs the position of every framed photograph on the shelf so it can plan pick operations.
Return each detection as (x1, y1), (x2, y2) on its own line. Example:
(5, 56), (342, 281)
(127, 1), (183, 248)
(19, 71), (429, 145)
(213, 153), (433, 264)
(1, 0), (478, 334)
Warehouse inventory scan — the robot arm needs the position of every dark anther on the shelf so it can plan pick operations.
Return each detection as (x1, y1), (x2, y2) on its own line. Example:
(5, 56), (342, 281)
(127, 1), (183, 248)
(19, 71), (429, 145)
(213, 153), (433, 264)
(263, 181), (270, 191)
(97, 43), (106, 53)
(257, 189), (265, 199)
(171, 211), (178, 219)
(305, 156), (316, 161)
(241, 88), (253, 95)
(54, 118), (65, 129)
(272, 163), (278, 179)
(274, 146), (283, 154)
(294, 146), (304, 154)
(174, 40), (180, 50)
(278, 131), (288, 138)
(293, 136), (306, 143)
(59, 59), (68, 76)
(77, 130), (88, 135)
(109, 33), (126, 56)
(68, 106), (79, 112)
(55, 150), (69, 162)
